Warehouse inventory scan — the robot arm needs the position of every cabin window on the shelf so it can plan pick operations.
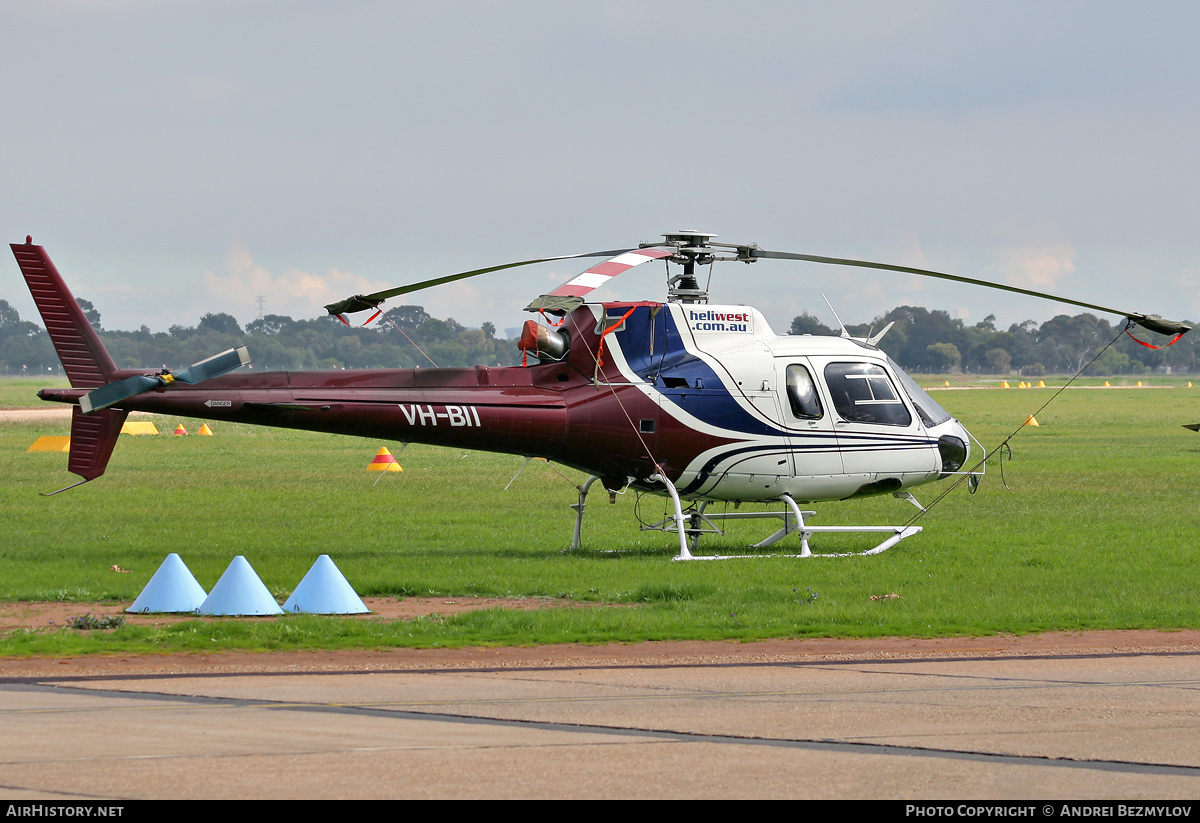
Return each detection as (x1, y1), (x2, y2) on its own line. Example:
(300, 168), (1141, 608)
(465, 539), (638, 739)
(823, 363), (912, 426)
(785, 364), (823, 419)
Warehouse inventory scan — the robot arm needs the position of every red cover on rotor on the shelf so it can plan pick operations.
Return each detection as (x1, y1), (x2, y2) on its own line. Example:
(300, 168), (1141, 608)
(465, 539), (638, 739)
(518, 319), (540, 352)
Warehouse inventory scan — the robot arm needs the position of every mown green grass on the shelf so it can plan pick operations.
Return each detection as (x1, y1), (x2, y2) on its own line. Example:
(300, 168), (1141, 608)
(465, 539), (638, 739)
(2, 380), (1198, 654)
(0, 377), (67, 408)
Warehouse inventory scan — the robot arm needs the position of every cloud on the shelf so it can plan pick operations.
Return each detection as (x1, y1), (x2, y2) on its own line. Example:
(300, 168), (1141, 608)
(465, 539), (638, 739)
(1177, 269), (1200, 320)
(200, 240), (391, 321)
(895, 231), (932, 272)
(996, 242), (1077, 289)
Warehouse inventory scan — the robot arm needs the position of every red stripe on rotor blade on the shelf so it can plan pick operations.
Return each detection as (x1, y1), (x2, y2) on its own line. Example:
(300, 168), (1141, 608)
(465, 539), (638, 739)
(546, 248), (671, 299)
(588, 262), (634, 277)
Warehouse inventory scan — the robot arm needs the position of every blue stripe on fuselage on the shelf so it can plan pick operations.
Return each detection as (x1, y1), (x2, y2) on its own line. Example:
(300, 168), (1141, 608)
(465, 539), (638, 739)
(611, 305), (784, 437)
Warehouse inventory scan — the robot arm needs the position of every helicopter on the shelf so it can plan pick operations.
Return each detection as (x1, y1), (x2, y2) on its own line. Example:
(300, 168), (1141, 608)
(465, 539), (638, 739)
(11, 232), (1192, 559)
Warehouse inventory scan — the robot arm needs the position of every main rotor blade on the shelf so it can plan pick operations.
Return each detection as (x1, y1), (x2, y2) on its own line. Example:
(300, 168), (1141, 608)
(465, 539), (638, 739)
(324, 249), (637, 317)
(749, 249), (1192, 336)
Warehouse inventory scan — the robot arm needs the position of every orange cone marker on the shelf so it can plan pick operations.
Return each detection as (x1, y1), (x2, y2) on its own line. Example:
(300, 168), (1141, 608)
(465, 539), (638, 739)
(1023, 415), (1040, 427)
(197, 424), (214, 436)
(173, 424), (188, 436)
(367, 447), (402, 472)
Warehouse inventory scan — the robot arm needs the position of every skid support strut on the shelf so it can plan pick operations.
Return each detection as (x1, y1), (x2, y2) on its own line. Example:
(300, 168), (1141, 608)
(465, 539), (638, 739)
(568, 475), (601, 551)
(648, 473), (692, 560)
(780, 494), (813, 558)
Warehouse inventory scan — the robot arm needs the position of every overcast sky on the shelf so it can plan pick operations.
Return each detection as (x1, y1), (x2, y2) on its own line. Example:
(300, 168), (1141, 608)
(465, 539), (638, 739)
(3, 0), (1199, 340)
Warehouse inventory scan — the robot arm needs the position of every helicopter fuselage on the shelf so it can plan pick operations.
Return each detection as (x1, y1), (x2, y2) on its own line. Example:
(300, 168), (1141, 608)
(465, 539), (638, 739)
(39, 300), (973, 505)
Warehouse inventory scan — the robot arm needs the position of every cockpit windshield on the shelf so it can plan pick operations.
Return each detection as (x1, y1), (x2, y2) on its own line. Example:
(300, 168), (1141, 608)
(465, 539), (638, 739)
(887, 356), (953, 427)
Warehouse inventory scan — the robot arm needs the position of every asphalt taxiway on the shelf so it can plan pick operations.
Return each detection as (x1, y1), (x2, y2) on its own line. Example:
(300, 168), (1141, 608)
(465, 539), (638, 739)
(3, 633), (1200, 799)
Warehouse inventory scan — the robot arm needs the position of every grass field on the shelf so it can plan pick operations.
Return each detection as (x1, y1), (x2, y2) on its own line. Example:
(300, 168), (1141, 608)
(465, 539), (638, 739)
(0, 377), (67, 408)
(2, 376), (1198, 654)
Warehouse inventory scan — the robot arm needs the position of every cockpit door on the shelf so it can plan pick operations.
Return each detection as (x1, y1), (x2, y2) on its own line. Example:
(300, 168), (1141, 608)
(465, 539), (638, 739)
(776, 359), (845, 493)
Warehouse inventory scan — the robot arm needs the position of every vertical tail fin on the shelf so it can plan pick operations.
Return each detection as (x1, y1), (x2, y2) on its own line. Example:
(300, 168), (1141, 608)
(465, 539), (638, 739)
(11, 238), (117, 388)
(12, 238), (126, 492)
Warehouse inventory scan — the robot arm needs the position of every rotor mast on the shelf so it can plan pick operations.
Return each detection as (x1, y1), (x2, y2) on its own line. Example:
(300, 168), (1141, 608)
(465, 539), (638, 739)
(645, 231), (753, 304)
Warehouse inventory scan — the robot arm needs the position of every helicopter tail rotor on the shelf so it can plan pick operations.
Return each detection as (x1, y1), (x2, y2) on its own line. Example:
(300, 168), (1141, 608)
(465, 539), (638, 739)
(79, 346), (250, 414)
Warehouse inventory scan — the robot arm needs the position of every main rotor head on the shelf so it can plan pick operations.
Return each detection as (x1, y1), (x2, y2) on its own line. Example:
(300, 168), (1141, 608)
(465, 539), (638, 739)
(642, 230), (757, 303)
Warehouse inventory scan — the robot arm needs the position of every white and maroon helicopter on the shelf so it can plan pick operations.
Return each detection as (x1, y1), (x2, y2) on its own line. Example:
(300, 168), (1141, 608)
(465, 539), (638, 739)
(13, 231), (1191, 559)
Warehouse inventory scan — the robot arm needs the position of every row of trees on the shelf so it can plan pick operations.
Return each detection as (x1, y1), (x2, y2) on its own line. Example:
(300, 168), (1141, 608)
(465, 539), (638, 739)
(2, 297), (1195, 377)
(0, 300), (513, 376)
(790, 306), (1198, 375)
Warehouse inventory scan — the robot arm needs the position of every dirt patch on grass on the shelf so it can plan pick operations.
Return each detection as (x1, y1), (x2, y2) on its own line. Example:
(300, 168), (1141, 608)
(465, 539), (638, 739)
(0, 596), (583, 632)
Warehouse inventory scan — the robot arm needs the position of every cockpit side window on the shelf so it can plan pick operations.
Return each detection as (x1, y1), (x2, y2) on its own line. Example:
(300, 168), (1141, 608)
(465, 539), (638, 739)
(823, 362), (912, 426)
(785, 364), (823, 419)
(888, 356), (952, 427)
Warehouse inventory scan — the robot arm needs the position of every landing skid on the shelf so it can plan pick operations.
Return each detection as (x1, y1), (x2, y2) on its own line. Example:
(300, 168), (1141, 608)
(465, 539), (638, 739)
(568, 474), (921, 560)
(644, 501), (922, 560)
